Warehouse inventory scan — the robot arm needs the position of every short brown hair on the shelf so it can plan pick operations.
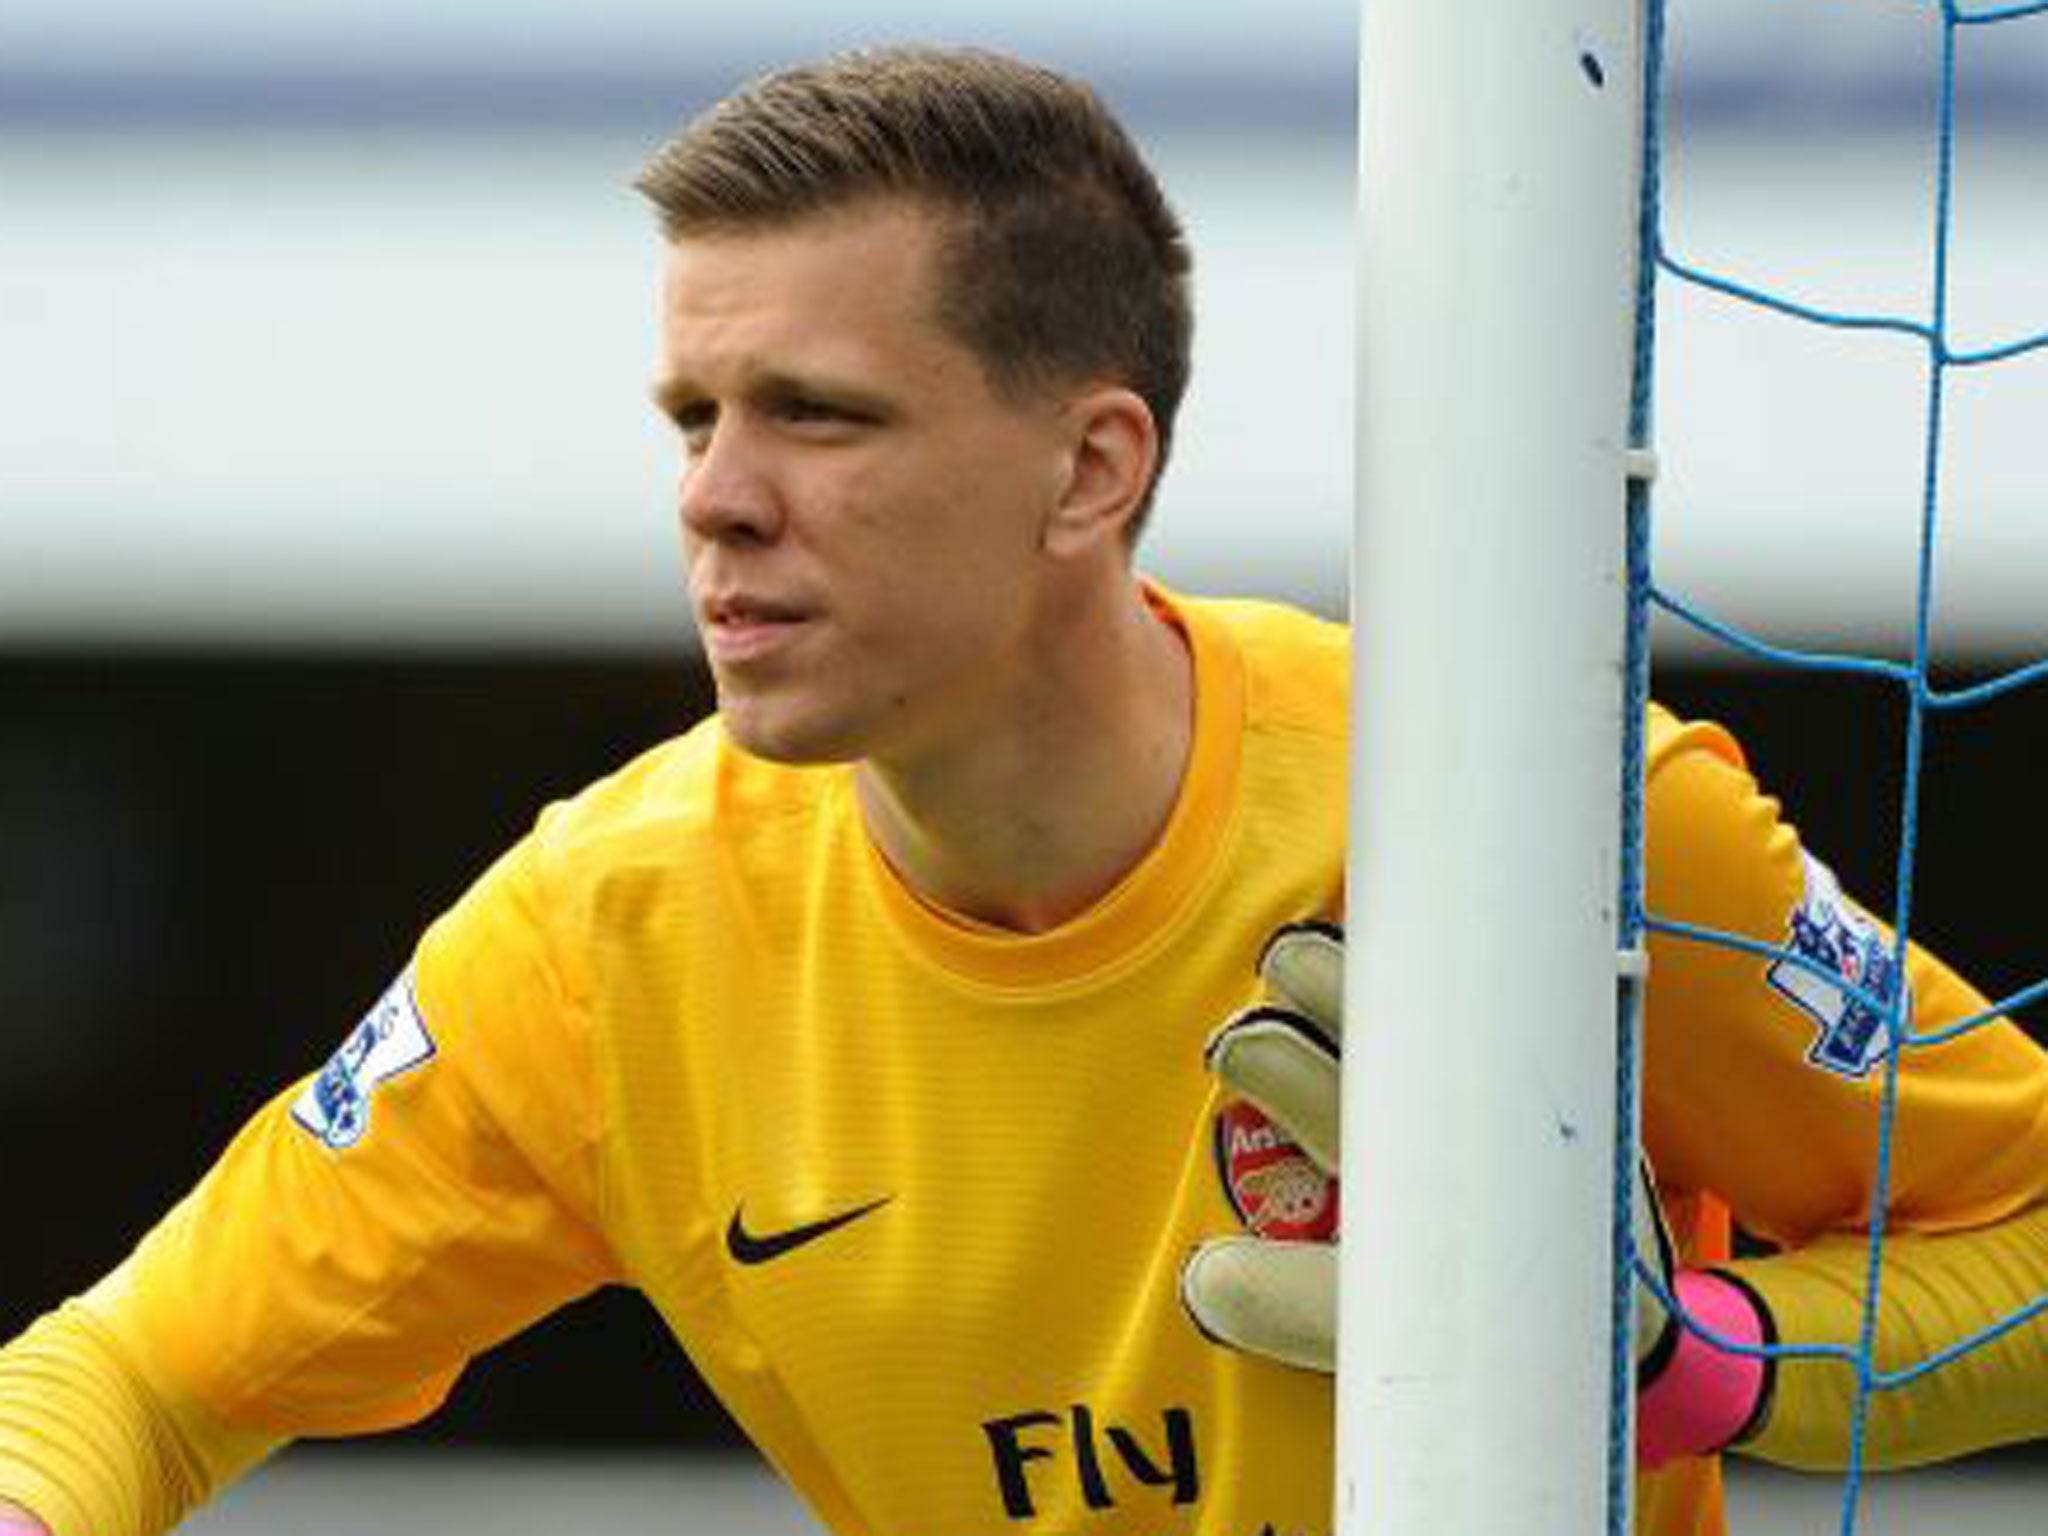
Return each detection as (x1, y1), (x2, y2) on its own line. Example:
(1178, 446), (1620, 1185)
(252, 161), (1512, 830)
(635, 46), (1194, 538)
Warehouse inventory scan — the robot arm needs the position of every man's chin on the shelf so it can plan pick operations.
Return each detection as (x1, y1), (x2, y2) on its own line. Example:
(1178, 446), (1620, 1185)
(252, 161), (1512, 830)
(716, 700), (866, 767)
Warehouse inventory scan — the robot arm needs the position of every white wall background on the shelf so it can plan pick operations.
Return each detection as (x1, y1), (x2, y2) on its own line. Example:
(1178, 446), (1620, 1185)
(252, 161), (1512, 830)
(2, 2), (2042, 656)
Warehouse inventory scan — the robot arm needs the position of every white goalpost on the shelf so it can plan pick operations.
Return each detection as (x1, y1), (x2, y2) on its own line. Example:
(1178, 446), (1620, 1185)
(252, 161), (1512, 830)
(1343, 2), (1650, 1533)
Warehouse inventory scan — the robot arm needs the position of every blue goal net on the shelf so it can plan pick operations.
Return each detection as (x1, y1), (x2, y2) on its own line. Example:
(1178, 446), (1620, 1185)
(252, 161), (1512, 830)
(1619, 3), (2048, 1532)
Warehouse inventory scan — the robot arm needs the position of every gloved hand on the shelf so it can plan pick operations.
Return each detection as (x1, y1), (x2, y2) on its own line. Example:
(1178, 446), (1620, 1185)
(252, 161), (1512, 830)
(1178, 920), (1343, 1372)
(1179, 920), (1772, 1462)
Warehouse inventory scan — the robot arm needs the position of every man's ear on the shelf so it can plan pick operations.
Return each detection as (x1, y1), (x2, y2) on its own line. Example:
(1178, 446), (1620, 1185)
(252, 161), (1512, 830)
(1042, 386), (1158, 557)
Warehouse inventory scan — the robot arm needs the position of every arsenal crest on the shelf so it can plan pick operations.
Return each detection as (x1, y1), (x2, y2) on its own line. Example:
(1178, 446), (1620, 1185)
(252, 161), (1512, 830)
(1212, 1099), (1338, 1242)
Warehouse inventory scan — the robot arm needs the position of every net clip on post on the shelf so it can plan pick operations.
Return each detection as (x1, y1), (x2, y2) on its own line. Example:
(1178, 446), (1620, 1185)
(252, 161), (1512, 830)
(1616, 945), (1651, 983)
(1623, 447), (1659, 486)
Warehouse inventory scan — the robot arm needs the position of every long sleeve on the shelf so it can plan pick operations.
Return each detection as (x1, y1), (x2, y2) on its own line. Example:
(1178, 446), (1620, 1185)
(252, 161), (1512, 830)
(0, 1274), (278, 1536)
(0, 829), (620, 1530)
(1642, 706), (2048, 1468)
(1727, 1201), (2048, 1469)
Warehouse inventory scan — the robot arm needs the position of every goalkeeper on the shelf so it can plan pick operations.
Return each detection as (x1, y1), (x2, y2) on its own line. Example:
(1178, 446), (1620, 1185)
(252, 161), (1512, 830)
(6, 44), (2048, 1536)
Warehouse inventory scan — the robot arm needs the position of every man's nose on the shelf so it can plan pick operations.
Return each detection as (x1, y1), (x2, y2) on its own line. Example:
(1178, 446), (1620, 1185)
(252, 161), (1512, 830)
(678, 419), (782, 545)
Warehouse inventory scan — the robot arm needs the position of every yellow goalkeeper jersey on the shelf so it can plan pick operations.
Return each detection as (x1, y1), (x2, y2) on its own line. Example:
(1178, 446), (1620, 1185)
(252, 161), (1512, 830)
(5, 588), (2048, 1536)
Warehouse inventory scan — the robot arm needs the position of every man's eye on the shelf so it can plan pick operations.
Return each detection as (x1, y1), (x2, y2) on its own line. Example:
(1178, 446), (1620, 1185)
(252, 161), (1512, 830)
(777, 393), (882, 430)
(669, 402), (716, 446)
(779, 396), (841, 423)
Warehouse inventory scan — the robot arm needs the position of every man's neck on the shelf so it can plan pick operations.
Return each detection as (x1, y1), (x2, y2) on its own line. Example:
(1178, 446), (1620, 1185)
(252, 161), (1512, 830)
(854, 584), (1195, 934)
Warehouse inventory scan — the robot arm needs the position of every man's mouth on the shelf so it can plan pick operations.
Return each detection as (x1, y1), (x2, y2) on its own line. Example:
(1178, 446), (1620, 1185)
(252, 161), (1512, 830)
(699, 593), (811, 664)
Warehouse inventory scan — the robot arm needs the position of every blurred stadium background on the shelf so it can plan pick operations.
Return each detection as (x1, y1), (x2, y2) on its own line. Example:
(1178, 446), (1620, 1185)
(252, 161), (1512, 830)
(3, 1), (2044, 1529)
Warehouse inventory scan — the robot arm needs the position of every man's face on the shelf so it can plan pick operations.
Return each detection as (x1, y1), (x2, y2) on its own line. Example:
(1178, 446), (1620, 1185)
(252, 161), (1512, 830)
(656, 200), (1075, 766)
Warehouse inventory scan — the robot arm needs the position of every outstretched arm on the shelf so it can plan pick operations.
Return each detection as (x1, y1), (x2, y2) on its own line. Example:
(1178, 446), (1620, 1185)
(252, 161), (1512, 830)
(0, 833), (619, 1536)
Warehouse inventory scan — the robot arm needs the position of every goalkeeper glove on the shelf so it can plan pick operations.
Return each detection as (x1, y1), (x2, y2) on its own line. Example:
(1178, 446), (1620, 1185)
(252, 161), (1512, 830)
(1178, 920), (1774, 1462)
